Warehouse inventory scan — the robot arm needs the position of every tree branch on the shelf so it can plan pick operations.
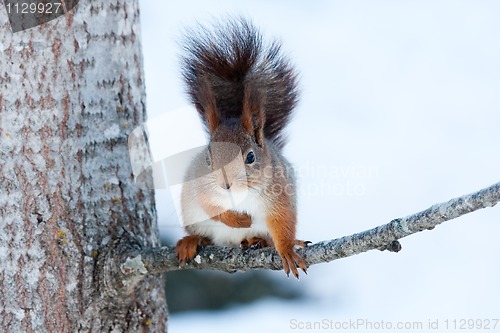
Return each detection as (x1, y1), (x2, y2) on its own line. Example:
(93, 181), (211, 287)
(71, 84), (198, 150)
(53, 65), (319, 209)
(119, 181), (500, 279)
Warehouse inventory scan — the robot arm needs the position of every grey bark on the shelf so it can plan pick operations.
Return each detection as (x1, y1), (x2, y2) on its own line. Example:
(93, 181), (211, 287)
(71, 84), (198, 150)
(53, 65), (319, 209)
(0, 1), (167, 332)
(115, 182), (499, 278)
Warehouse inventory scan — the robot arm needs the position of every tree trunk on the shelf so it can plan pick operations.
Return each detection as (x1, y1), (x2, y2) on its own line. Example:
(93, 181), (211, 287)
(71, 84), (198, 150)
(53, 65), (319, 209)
(0, 1), (167, 332)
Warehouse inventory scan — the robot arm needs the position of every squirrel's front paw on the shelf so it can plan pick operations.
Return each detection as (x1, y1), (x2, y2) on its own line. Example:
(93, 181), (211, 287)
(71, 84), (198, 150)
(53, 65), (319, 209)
(175, 235), (211, 265)
(279, 248), (308, 279)
(216, 210), (252, 228)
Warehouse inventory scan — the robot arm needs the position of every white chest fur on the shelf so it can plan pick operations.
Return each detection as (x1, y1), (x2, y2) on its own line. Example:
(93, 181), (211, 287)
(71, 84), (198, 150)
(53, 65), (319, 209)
(182, 187), (270, 247)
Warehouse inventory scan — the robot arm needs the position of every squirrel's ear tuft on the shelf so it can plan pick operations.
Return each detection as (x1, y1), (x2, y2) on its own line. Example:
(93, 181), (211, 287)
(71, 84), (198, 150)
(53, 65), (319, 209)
(242, 85), (265, 146)
(195, 77), (219, 133)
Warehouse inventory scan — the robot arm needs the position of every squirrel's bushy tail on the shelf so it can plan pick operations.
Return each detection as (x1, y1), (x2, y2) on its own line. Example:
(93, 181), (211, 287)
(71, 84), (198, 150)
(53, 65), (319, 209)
(181, 17), (299, 148)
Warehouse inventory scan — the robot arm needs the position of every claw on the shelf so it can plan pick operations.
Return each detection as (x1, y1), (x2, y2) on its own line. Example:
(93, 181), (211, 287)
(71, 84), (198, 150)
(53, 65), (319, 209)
(241, 237), (269, 250)
(278, 246), (307, 279)
(250, 242), (263, 250)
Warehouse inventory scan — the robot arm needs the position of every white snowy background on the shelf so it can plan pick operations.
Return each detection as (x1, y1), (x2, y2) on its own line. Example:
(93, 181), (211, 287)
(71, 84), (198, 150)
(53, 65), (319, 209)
(138, 1), (500, 332)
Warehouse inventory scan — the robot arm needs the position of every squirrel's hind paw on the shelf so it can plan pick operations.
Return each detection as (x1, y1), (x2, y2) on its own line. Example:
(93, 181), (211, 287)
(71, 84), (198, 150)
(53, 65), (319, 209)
(280, 249), (308, 279)
(240, 237), (270, 250)
(294, 240), (312, 249)
(175, 235), (212, 265)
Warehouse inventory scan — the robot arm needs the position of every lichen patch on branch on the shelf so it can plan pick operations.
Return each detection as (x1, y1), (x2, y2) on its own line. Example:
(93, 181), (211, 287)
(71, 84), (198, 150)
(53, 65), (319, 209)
(121, 255), (147, 275)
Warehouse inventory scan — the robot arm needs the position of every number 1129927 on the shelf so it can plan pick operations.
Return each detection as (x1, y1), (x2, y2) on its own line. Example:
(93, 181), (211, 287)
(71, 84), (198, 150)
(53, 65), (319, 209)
(5, 2), (62, 15)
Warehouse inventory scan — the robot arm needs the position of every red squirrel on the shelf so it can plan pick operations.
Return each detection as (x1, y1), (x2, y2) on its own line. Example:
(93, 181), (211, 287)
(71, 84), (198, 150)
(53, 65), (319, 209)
(175, 18), (308, 278)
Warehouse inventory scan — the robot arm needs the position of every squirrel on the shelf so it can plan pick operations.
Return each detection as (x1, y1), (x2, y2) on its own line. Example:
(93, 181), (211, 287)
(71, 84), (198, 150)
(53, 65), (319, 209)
(175, 18), (309, 278)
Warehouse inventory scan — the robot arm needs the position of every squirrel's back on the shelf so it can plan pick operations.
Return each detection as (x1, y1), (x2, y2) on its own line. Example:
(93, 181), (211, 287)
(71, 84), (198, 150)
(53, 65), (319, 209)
(181, 18), (299, 148)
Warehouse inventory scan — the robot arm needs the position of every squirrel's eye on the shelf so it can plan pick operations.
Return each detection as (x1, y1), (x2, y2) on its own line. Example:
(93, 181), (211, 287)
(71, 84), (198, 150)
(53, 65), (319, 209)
(245, 151), (255, 164)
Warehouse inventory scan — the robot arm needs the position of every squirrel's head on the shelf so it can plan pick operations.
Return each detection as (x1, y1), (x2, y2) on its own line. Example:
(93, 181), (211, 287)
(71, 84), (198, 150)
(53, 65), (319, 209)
(195, 79), (269, 192)
(206, 120), (269, 194)
(191, 73), (271, 193)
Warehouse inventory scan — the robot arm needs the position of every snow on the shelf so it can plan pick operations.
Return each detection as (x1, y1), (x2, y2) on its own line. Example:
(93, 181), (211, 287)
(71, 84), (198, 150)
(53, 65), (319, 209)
(66, 282), (78, 293)
(25, 266), (41, 288)
(107, 176), (119, 185)
(101, 236), (111, 245)
(7, 307), (25, 321)
(104, 124), (120, 139)
(0, 247), (7, 263)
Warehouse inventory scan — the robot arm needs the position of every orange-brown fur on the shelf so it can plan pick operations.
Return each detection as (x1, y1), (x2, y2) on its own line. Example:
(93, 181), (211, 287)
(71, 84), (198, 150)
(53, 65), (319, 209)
(176, 235), (212, 264)
(206, 206), (253, 228)
(241, 237), (271, 249)
(265, 189), (307, 278)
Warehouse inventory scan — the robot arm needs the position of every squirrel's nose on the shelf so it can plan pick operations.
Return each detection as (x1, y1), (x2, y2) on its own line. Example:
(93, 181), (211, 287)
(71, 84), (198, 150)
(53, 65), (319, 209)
(222, 182), (232, 190)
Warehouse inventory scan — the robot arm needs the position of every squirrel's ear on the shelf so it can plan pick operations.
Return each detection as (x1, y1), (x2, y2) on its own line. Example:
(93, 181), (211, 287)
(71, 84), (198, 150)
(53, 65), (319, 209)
(242, 85), (265, 146)
(196, 77), (219, 134)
